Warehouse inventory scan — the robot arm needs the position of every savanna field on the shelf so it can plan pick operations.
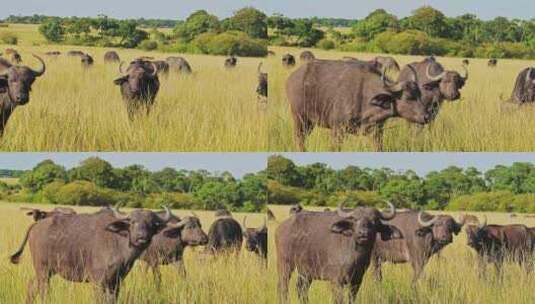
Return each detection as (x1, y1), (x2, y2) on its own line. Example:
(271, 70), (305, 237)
(0, 24), (268, 151)
(266, 205), (535, 304)
(268, 46), (535, 152)
(0, 202), (267, 304)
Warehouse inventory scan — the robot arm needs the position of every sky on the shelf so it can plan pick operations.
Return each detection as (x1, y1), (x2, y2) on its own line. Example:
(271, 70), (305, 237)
(276, 153), (535, 176)
(0, 153), (269, 178)
(2, 0), (534, 20)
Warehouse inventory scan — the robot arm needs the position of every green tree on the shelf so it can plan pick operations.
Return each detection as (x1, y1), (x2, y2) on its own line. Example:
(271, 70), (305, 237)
(352, 9), (399, 41)
(224, 7), (267, 39)
(403, 6), (450, 38)
(38, 18), (65, 42)
(173, 10), (220, 42)
(266, 155), (302, 187)
(68, 157), (117, 188)
(19, 160), (67, 192)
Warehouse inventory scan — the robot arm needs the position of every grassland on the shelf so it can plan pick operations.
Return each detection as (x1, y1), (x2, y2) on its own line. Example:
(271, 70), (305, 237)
(0, 24), (268, 151)
(268, 46), (535, 151)
(0, 202), (267, 303)
(266, 205), (535, 304)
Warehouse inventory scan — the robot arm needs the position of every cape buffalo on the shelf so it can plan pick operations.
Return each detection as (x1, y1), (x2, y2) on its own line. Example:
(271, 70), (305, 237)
(282, 54), (296, 68)
(166, 56), (192, 74)
(225, 56), (238, 69)
(286, 60), (431, 151)
(151, 60), (170, 77)
(10, 207), (174, 304)
(104, 51), (120, 63)
(300, 51), (315, 62)
(205, 210), (243, 254)
(372, 211), (465, 285)
(21, 207), (77, 221)
(276, 202), (401, 304)
(113, 59), (160, 120)
(488, 58), (498, 67)
(67, 50), (84, 57)
(81, 54), (94, 67)
(0, 54), (45, 135)
(509, 67), (535, 103)
(257, 62), (267, 102)
(141, 211), (208, 289)
(242, 216), (268, 263)
(466, 217), (534, 278)
(397, 57), (468, 122)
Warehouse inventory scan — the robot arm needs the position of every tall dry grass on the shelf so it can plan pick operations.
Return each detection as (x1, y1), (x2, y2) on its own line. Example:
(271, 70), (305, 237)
(0, 202), (267, 303)
(268, 46), (535, 152)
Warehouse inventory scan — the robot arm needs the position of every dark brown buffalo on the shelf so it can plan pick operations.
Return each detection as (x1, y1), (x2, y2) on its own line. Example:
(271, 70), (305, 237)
(151, 60), (170, 76)
(466, 217), (534, 278)
(0, 54), (45, 135)
(113, 59), (160, 120)
(509, 67), (535, 103)
(267, 208), (276, 221)
(10, 207), (173, 304)
(488, 58), (498, 67)
(103, 51), (120, 63)
(242, 216), (268, 262)
(141, 211), (208, 289)
(343, 56), (400, 74)
(372, 211), (465, 284)
(225, 56), (238, 69)
(286, 59), (431, 151)
(166, 56), (192, 74)
(257, 62), (267, 102)
(276, 202), (401, 304)
(205, 210), (243, 254)
(282, 54), (296, 68)
(21, 207), (77, 221)
(300, 51), (315, 62)
(81, 54), (94, 67)
(397, 57), (467, 122)
(67, 50), (84, 57)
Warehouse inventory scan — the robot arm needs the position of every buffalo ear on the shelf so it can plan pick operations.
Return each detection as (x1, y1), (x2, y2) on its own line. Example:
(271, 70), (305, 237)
(106, 220), (130, 237)
(113, 76), (127, 85)
(330, 220), (354, 236)
(162, 227), (181, 238)
(370, 93), (394, 109)
(379, 224), (402, 241)
(0, 76), (7, 93)
(415, 227), (432, 237)
(423, 80), (440, 90)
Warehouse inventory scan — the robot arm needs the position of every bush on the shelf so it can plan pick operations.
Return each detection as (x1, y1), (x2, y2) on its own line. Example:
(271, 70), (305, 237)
(54, 181), (116, 206)
(373, 30), (447, 56)
(316, 38), (335, 50)
(0, 32), (18, 45)
(193, 31), (268, 57)
(139, 40), (158, 51)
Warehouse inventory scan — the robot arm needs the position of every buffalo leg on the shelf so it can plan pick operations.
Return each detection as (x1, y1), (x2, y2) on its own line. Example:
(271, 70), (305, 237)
(410, 260), (425, 286)
(293, 116), (313, 152)
(477, 256), (487, 280)
(151, 265), (162, 290)
(296, 274), (312, 304)
(372, 257), (383, 282)
(330, 282), (345, 304)
(26, 272), (50, 304)
(277, 264), (292, 304)
(98, 282), (121, 304)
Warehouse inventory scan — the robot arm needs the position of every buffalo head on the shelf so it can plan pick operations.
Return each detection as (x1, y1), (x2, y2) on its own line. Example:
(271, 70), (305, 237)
(114, 60), (158, 96)
(242, 216), (267, 252)
(424, 63), (468, 101)
(0, 54), (45, 105)
(416, 212), (465, 245)
(465, 215), (490, 250)
(163, 212), (208, 246)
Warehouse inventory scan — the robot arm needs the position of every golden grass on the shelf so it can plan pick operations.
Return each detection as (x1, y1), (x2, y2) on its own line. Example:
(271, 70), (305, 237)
(268, 46), (535, 152)
(0, 202), (267, 303)
(0, 24), (267, 151)
(266, 205), (535, 303)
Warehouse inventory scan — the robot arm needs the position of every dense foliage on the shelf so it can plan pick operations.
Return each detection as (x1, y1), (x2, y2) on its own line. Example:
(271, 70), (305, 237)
(267, 155), (535, 213)
(1, 158), (266, 212)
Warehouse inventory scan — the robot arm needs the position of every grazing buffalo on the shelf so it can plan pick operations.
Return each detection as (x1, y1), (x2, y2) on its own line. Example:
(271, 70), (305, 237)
(113, 59), (160, 120)
(205, 210), (243, 254)
(67, 50), (84, 57)
(286, 60), (431, 151)
(0, 54), (45, 135)
(466, 217), (535, 278)
(225, 56), (238, 69)
(462, 59), (470, 66)
(509, 67), (535, 104)
(488, 58), (498, 67)
(397, 57), (468, 122)
(166, 56), (192, 74)
(21, 207), (77, 221)
(267, 208), (276, 221)
(81, 54), (94, 67)
(257, 62), (268, 102)
(103, 51), (120, 63)
(10, 207), (173, 304)
(300, 51), (315, 62)
(276, 202), (401, 304)
(242, 216), (268, 263)
(372, 211), (465, 284)
(282, 54), (296, 68)
(141, 211), (208, 289)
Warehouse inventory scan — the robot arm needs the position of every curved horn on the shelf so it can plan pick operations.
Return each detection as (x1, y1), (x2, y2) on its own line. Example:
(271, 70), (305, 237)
(30, 54), (45, 77)
(112, 205), (128, 220)
(426, 64), (446, 81)
(456, 214), (466, 227)
(257, 62), (263, 74)
(526, 68), (533, 84)
(379, 201), (396, 220)
(159, 205), (172, 223)
(478, 215), (487, 229)
(119, 61), (126, 74)
(167, 217), (188, 229)
(418, 211), (438, 227)
(336, 200), (353, 218)
(460, 64), (468, 81)
(242, 215), (248, 228)
(149, 62), (158, 77)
